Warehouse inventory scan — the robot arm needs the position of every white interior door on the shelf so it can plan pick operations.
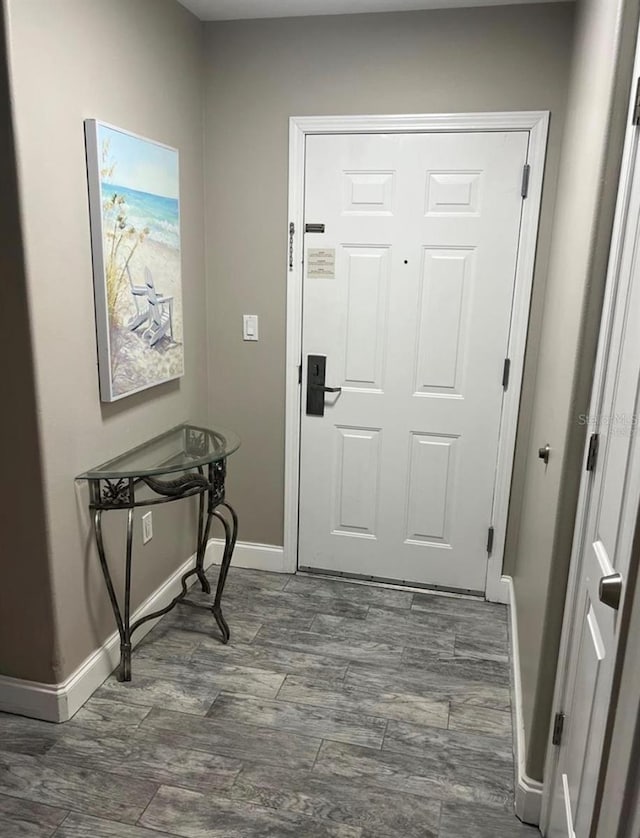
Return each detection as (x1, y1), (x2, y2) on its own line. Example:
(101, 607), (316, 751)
(298, 131), (528, 592)
(546, 130), (640, 838)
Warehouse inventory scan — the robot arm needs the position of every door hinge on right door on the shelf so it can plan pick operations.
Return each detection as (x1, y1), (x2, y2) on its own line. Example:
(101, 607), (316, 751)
(586, 433), (600, 472)
(502, 358), (511, 390)
(552, 711), (565, 746)
(521, 164), (531, 199)
(486, 526), (495, 555)
(633, 77), (640, 125)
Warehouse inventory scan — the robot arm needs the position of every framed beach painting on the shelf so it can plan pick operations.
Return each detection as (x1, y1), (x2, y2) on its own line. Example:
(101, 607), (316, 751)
(85, 120), (183, 402)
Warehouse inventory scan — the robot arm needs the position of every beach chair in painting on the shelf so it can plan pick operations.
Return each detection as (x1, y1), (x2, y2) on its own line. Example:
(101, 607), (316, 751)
(142, 266), (174, 347)
(126, 265), (149, 331)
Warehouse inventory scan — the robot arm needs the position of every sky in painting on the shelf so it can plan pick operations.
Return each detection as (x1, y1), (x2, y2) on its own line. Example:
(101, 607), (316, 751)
(99, 123), (179, 199)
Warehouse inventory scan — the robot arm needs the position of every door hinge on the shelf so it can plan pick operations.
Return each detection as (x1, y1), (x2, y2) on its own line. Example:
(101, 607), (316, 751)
(521, 164), (531, 199)
(552, 711), (565, 746)
(486, 526), (495, 555)
(586, 433), (600, 472)
(633, 77), (640, 125)
(502, 358), (511, 390)
(288, 222), (295, 271)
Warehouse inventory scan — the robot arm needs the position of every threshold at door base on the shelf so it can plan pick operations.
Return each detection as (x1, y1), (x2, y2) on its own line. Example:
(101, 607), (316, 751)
(297, 566), (484, 599)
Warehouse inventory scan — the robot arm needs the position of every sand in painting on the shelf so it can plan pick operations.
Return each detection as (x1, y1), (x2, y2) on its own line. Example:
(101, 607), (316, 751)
(108, 234), (184, 398)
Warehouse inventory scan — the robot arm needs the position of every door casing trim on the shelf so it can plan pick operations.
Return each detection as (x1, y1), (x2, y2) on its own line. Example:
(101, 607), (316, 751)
(284, 111), (549, 602)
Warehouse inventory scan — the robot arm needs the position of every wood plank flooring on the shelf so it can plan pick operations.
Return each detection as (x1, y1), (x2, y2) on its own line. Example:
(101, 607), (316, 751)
(0, 567), (540, 837)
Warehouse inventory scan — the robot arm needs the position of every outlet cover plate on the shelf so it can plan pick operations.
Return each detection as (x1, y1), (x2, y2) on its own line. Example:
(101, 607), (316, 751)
(142, 511), (153, 544)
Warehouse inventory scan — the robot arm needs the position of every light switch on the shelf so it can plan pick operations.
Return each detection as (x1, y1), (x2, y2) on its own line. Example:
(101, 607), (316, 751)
(243, 315), (259, 341)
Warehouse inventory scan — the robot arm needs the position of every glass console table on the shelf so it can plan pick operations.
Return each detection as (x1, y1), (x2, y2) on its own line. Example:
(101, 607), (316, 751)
(77, 423), (240, 682)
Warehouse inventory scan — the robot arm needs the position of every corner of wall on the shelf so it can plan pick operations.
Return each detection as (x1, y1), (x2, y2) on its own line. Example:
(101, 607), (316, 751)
(504, 575), (545, 825)
(0, 0), (58, 685)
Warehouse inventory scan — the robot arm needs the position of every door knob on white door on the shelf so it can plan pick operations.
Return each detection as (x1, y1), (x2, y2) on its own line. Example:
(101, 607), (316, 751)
(538, 444), (550, 464)
(599, 572), (623, 610)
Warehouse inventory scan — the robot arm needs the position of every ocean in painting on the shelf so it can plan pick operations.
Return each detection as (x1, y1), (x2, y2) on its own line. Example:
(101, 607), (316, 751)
(101, 182), (180, 251)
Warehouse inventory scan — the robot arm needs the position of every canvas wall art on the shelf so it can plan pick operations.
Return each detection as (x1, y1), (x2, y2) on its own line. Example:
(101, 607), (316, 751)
(85, 120), (184, 402)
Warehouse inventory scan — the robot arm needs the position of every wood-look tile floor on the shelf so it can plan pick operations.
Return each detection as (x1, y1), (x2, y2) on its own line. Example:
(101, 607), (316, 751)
(0, 568), (541, 837)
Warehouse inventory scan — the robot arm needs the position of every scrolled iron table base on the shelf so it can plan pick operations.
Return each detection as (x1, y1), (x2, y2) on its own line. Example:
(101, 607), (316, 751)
(89, 460), (237, 682)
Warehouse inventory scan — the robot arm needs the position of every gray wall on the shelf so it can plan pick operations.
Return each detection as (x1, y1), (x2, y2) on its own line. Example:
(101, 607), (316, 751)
(511, 0), (640, 781)
(4, 0), (207, 682)
(202, 3), (576, 548)
(0, 2), (55, 682)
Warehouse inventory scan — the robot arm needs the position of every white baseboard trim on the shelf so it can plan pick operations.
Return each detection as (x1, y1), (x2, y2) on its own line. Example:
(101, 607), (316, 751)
(515, 773), (545, 826)
(0, 674), (67, 724)
(0, 542), (218, 724)
(208, 538), (287, 573)
(486, 573), (510, 605)
(504, 574), (545, 825)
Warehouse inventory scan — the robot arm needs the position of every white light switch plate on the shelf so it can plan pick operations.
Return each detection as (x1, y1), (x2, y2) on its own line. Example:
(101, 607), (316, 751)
(243, 314), (259, 341)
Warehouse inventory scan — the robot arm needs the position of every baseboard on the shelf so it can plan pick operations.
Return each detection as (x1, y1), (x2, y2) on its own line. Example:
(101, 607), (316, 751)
(515, 772), (545, 826)
(486, 573), (510, 605)
(504, 574), (545, 826)
(0, 542), (217, 724)
(0, 674), (67, 724)
(208, 538), (287, 573)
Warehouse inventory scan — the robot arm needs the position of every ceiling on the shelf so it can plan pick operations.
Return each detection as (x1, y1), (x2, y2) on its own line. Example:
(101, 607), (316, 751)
(177, 0), (570, 21)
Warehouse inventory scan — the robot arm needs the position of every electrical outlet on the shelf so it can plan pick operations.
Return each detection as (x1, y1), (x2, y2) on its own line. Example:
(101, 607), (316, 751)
(142, 511), (153, 544)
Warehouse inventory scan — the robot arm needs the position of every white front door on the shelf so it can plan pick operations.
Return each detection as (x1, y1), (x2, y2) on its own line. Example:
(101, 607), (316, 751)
(298, 131), (528, 592)
(546, 132), (640, 838)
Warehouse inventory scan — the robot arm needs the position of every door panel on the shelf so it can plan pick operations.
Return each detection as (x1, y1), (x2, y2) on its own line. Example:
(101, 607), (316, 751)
(298, 132), (528, 591)
(343, 248), (389, 388)
(405, 432), (457, 545)
(564, 595), (604, 819)
(425, 170), (482, 214)
(333, 426), (381, 537)
(343, 170), (395, 214)
(415, 248), (472, 393)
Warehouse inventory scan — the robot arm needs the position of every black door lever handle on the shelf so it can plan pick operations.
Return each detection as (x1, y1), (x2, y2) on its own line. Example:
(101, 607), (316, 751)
(312, 384), (342, 393)
(306, 355), (342, 416)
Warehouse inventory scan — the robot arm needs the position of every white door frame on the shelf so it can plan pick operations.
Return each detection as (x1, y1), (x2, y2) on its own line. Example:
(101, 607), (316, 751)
(541, 45), (640, 831)
(283, 112), (549, 603)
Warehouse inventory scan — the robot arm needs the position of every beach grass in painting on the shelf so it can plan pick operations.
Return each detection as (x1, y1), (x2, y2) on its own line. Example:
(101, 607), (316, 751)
(85, 120), (183, 401)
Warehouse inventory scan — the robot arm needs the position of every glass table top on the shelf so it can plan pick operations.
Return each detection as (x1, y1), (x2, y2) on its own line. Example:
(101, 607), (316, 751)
(77, 423), (240, 480)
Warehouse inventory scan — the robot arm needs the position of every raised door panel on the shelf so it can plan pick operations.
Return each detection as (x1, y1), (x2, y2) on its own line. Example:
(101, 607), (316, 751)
(405, 432), (457, 547)
(332, 426), (381, 538)
(414, 248), (473, 395)
(425, 170), (483, 216)
(343, 247), (390, 390)
(343, 170), (395, 216)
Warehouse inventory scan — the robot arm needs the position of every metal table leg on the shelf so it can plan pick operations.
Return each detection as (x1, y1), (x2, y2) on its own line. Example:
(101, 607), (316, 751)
(211, 501), (238, 644)
(194, 485), (212, 595)
(122, 508), (134, 681)
(94, 507), (134, 681)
